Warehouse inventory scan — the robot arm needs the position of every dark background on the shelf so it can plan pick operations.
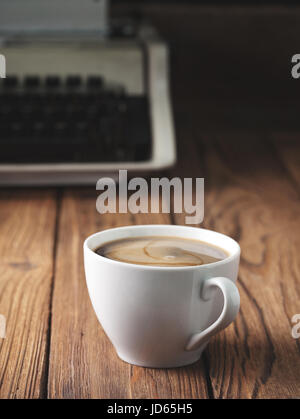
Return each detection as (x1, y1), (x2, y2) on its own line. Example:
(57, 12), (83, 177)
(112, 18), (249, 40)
(112, 2), (300, 134)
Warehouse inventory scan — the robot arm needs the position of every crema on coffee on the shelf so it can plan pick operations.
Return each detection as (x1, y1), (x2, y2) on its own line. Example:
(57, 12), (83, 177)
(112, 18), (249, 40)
(95, 236), (228, 267)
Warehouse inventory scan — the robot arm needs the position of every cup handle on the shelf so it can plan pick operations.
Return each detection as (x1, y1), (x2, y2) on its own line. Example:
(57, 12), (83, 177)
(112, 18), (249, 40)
(185, 277), (240, 351)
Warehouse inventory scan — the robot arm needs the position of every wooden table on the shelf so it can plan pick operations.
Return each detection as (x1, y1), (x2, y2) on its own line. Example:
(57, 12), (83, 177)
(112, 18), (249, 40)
(0, 133), (299, 399)
(1, 5), (300, 399)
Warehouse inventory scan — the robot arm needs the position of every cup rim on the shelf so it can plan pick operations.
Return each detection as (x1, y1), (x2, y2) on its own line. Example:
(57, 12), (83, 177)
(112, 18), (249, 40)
(84, 225), (240, 271)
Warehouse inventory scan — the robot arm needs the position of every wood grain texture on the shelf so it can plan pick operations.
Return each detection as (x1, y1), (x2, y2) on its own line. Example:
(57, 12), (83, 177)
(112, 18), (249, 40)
(47, 189), (130, 399)
(1, 139), (300, 398)
(47, 189), (210, 399)
(0, 189), (57, 399)
(171, 129), (300, 399)
(204, 138), (300, 398)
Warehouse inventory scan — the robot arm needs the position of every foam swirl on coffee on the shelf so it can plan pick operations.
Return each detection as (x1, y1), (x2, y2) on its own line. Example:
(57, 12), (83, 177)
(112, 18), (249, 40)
(95, 236), (228, 267)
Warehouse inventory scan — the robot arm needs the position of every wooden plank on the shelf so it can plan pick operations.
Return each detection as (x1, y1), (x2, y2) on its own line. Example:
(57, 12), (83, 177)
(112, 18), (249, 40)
(0, 189), (57, 399)
(273, 134), (300, 188)
(47, 188), (131, 399)
(183, 133), (300, 399)
(47, 186), (210, 398)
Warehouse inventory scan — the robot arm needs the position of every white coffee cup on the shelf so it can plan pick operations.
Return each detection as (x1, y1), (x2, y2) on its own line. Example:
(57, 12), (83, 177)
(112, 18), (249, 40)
(84, 225), (240, 368)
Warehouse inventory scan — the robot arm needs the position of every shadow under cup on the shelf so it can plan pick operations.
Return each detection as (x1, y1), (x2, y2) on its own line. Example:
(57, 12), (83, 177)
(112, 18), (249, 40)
(84, 225), (240, 368)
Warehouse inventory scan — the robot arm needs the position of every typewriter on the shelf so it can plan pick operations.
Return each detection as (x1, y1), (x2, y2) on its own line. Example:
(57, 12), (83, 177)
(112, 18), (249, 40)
(0, 0), (176, 185)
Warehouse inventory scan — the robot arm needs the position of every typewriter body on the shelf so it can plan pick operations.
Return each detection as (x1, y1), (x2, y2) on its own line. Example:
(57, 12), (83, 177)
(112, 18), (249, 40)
(0, 0), (176, 185)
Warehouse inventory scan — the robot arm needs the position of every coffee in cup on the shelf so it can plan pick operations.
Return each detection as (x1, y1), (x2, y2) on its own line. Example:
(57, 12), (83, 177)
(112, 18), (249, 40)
(95, 236), (229, 267)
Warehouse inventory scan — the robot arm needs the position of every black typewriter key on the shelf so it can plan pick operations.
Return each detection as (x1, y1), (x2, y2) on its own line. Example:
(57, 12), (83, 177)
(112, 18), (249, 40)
(66, 76), (81, 88)
(45, 76), (61, 88)
(2, 76), (18, 89)
(24, 76), (40, 88)
(87, 76), (103, 89)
